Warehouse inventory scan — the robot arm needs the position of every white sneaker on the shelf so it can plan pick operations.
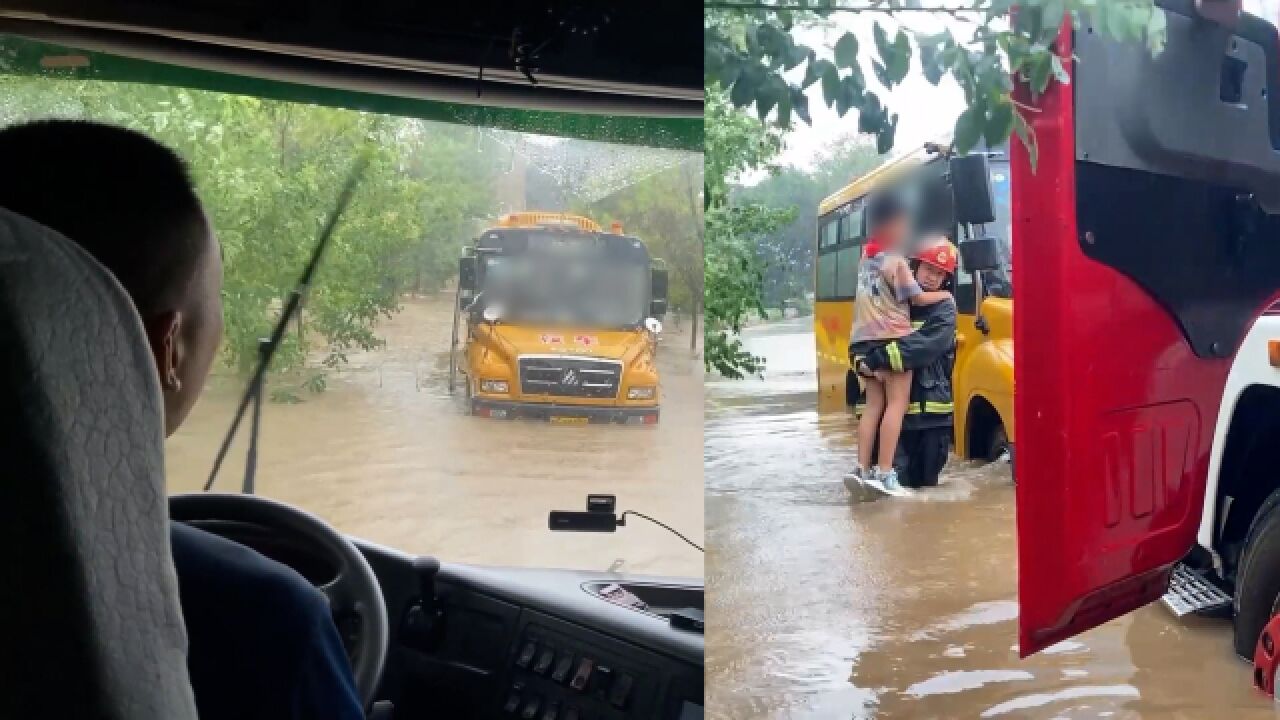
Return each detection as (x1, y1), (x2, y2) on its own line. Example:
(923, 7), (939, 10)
(879, 468), (912, 497)
(862, 468), (887, 495)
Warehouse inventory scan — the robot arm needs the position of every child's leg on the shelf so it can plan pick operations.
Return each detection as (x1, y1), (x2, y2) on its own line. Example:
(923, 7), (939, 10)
(877, 370), (914, 470)
(857, 376), (886, 472)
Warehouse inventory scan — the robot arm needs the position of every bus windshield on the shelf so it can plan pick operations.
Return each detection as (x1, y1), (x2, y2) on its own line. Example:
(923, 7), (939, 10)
(482, 249), (650, 328)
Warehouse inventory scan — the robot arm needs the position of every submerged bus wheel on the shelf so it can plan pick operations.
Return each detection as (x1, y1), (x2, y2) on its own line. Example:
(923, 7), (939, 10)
(988, 427), (1010, 463)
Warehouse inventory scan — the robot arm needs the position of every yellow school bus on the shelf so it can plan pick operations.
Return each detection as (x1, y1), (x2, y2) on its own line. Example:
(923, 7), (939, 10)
(814, 141), (1015, 461)
(449, 212), (668, 424)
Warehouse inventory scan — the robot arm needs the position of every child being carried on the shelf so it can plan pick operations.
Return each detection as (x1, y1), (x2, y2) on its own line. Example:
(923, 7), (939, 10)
(848, 193), (951, 496)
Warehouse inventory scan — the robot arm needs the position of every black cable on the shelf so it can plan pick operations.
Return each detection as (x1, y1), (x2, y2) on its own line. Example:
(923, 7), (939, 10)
(621, 511), (704, 553)
(204, 148), (374, 492)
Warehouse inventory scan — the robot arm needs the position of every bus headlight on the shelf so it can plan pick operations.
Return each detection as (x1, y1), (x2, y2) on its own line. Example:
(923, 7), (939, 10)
(627, 386), (656, 400)
(480, 379), (510, 394)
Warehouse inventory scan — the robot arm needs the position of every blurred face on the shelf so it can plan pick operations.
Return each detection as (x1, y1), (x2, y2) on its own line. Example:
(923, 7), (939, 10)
(146, 223), (224, 436)
(880, 214), (910, 251)
(916, 261), (947, 291)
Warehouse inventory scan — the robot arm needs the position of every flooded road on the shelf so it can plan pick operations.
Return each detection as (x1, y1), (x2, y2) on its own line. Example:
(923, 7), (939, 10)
(705, 317), (1270, 718)
(166, 295), (704, 578)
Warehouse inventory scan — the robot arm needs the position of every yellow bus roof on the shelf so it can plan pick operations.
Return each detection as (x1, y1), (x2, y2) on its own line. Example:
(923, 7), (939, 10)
(818, 135), (951, 217)
(493, 211), (603, 233)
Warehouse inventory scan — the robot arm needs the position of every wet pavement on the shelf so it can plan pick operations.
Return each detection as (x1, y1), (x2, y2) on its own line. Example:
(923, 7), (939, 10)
(165, 295), (704, 578)
(705, 317), (1272, 718)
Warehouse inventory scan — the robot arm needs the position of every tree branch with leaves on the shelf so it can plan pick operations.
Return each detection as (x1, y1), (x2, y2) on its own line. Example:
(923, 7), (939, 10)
(705, 0), (1168, 165)
(704, 88), (797, 378)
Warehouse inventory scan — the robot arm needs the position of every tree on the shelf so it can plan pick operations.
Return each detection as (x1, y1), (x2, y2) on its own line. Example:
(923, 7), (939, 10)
(704, 88), (796, 378)
(705, 1), (1167, 165)
(0, 75), (500, 391)
(734, 133), (880, 309)
(585, 156), (705, 351)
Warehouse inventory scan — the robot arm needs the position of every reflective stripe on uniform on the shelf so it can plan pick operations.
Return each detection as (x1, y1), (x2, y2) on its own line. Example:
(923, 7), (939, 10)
(887, 342), (904, 372)
(923, 401), (954, 413)
(905, 402), (923, 414)
(911, 321), (924, 330)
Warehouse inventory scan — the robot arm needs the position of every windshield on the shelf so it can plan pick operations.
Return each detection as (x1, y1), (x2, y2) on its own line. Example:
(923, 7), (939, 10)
(482, 249), (650, 328)
(1, 38), (703, 578)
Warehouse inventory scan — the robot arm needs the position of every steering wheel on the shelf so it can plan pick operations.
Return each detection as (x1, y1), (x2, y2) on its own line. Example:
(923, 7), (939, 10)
(169, 493), (389, 708)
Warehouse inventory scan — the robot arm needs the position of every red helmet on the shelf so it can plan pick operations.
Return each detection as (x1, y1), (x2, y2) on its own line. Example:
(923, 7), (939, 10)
(912, 238), (958, 274)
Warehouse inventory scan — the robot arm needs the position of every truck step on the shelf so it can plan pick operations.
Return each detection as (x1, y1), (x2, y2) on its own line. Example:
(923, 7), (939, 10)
(1161, 563), (1232, 618)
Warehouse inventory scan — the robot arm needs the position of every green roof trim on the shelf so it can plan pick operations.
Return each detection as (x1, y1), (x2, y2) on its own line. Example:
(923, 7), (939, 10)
(0, 34), (702, 151)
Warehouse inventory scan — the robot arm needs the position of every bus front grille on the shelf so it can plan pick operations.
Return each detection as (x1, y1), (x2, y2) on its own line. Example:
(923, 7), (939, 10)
(518, 356), (622, 399)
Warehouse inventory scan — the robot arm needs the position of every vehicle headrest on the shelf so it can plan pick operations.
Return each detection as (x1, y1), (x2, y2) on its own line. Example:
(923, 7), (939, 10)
(0, 207), (197, 718)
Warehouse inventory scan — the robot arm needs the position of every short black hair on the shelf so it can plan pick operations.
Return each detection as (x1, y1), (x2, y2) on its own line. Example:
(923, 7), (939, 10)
(867, 191), (906, 231)
(0, 120), (209, 316)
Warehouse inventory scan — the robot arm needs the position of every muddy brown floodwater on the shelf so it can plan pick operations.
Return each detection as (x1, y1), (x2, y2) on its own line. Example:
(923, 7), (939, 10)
(165, 295), (704, 578)
(706, 317), (1273, 719)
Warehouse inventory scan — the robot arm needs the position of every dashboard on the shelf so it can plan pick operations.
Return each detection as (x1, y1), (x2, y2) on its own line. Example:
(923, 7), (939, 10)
(358, 542), (704, 719)
(176, 519), (704, 718)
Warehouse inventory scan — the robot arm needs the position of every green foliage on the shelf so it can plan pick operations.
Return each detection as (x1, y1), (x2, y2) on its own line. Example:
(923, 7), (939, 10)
(706, 86), (787, 208)
(734, 134), (880, 308)
(705, 203), (796, 378)
(0, 76), (499, 389)
(584, 157), (704, 317)
(704, 88), (797, 378)
(705, 0), (1168, 161)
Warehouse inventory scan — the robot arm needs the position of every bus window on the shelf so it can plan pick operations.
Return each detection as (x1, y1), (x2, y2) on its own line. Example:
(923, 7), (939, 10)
(816, 250), (839, 299)
(835, 246), (860, 298)
(820, 217), (841, 249)
(845, 203), (865, 243)
(985, 161), (1014, 299)
(990, 163), (1012, 245)
(953, 246), (977, 314)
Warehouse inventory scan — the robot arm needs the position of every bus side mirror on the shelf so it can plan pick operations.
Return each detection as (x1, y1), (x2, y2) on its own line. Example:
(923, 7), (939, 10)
(950, 154), (996, 225)
(650, 267), (669, 318)
(458, 256), (477, 308)
(959, 235), (1002, 273)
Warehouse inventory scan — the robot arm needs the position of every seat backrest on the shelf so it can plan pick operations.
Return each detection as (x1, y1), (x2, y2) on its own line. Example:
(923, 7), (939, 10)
(0, 207), (196, 719)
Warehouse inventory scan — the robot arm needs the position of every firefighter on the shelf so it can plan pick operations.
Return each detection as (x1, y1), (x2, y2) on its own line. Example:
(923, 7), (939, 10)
(856, 236), (958, 489)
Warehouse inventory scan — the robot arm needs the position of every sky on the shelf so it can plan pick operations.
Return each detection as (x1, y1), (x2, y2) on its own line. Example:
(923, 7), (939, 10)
(761, 0), (1280, 175)
(773, 9), (970, 173)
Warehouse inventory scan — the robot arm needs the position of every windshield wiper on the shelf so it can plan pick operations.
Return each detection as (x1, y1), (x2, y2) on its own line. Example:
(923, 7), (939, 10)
(203, 151), (372, 493)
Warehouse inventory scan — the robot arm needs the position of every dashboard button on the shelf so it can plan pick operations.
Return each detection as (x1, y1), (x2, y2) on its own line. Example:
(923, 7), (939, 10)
(551, 653), (575, 683)
(569, 657), (594, 691)
(516, 640), (538, 669)
(520, 696), (542, 720)
(593, 665), (614, 694)
(609, 672), (634, 708)
(533, 647), (556, 675)
(540, 702), (560, 720)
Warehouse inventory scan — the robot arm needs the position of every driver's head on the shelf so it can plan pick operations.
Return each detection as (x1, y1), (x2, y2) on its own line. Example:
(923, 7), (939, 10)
(0, 120), (223, 436)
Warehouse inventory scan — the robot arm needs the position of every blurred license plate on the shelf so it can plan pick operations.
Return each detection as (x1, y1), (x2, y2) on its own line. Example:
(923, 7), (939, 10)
(549, 416), (589, 425)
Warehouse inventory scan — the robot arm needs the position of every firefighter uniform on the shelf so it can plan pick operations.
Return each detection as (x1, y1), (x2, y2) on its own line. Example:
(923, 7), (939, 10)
(856, 240), (958, 488)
